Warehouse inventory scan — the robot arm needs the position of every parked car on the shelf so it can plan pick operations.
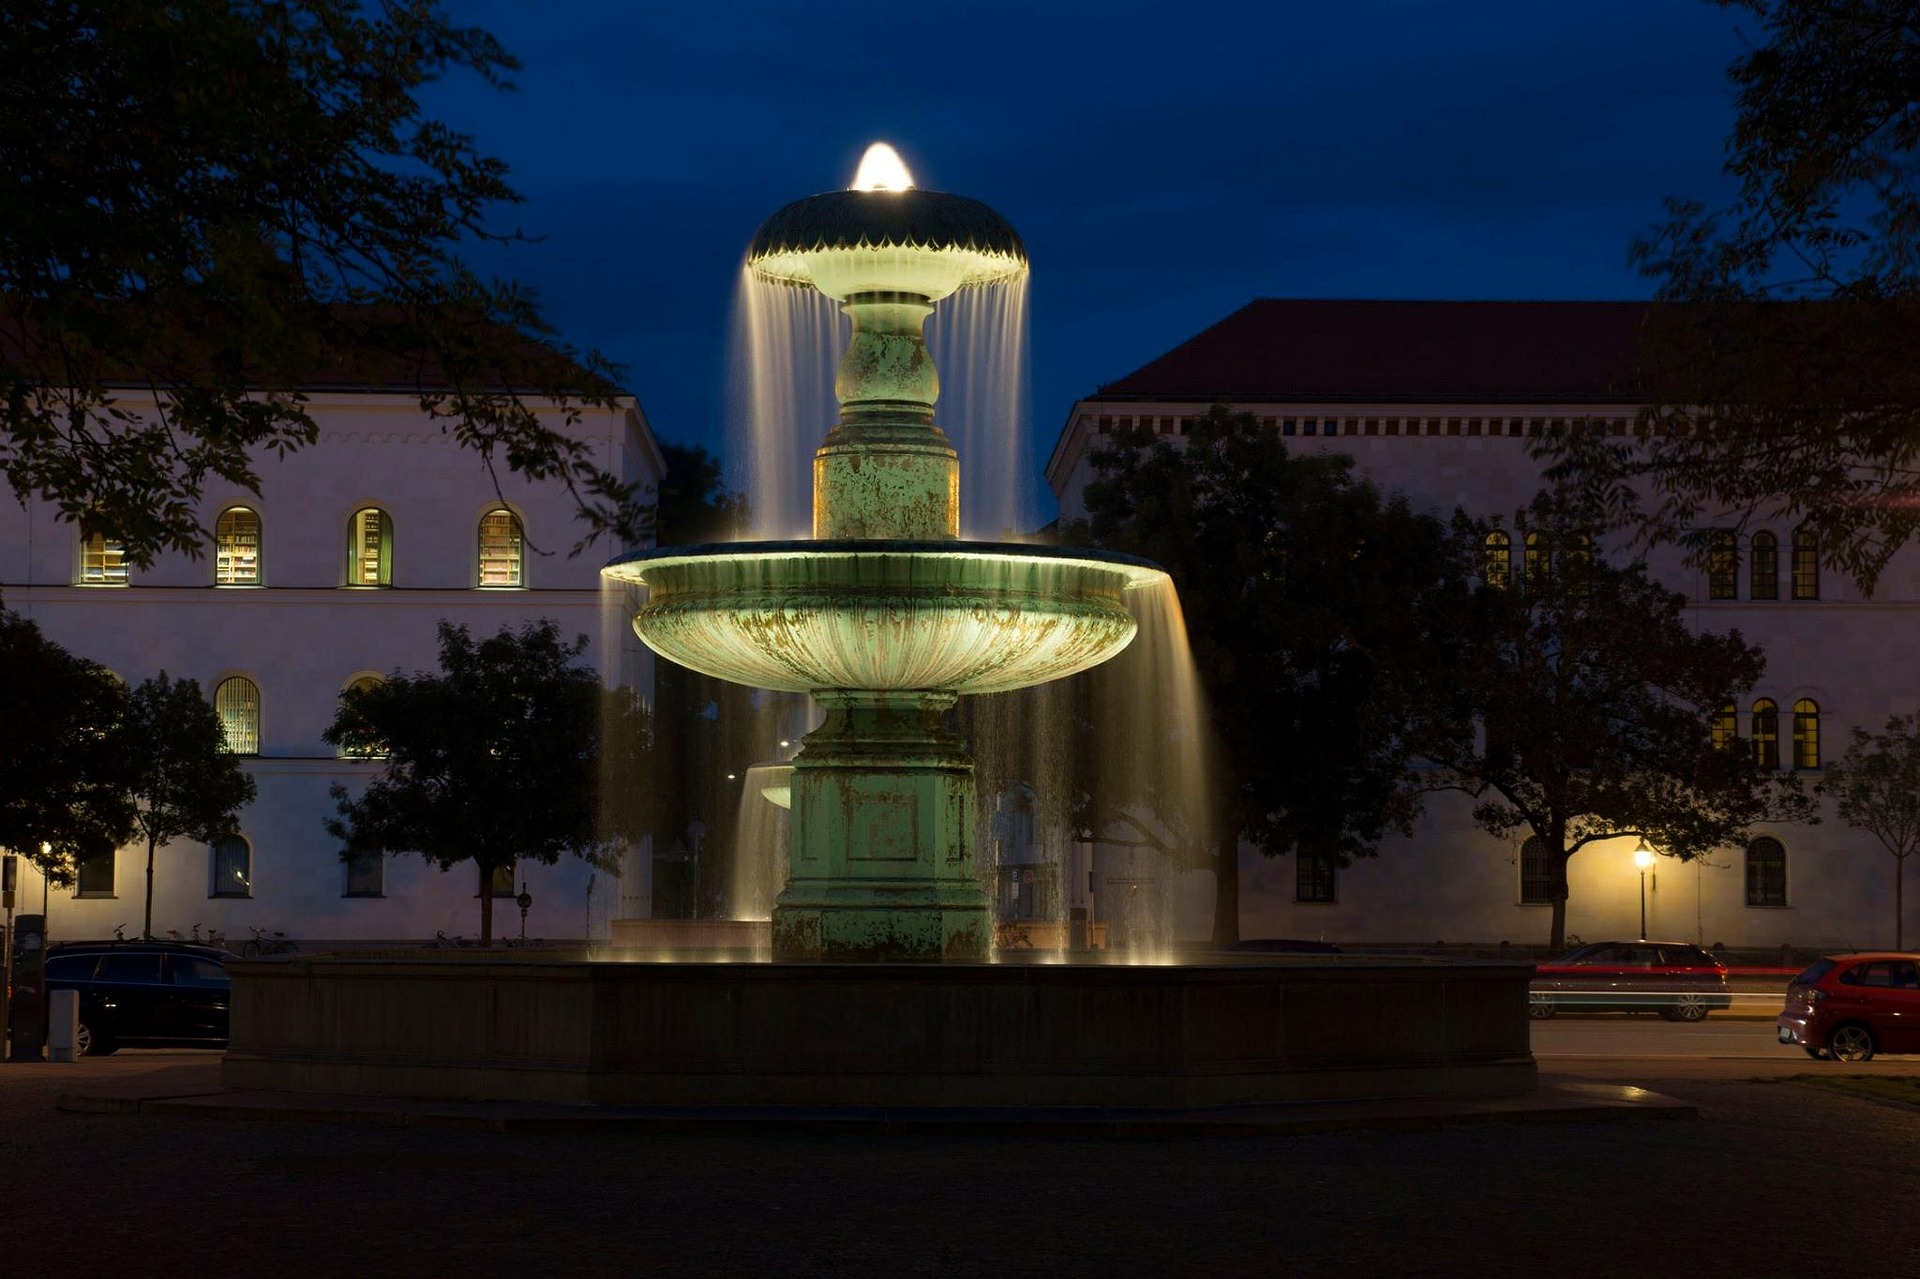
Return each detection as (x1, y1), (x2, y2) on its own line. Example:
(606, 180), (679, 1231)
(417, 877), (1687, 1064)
(43, 940), (232, 1056)
(1529, 940), (1733, 1021)
(1777, 952), (1920, 1062)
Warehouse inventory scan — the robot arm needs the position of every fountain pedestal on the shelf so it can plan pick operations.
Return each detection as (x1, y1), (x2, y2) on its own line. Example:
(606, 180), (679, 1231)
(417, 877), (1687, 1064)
(773, 692), (988, 961)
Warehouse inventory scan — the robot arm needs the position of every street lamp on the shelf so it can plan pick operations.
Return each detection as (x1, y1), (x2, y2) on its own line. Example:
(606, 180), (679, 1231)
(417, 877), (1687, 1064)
(1632, 839), (1656, 941)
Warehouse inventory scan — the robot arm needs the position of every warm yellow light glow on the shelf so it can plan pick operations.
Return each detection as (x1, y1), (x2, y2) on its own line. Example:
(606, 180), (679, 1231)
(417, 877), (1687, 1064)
(1632, 839), (1656, 870)
(851, 142), (914, 191)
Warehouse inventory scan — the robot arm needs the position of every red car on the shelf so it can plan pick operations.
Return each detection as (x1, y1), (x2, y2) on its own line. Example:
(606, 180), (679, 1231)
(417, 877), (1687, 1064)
(1777, 953), (1920, 1062)
(1529, 940), (1733, 1021)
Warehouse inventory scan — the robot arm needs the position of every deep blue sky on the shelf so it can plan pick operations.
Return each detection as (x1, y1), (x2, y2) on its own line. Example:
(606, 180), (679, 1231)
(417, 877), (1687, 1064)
(435, 0), (1748, 516)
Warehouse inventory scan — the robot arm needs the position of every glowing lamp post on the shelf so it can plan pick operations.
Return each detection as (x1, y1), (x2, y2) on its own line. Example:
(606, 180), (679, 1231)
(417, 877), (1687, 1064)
(1632, 840), (1656, 941)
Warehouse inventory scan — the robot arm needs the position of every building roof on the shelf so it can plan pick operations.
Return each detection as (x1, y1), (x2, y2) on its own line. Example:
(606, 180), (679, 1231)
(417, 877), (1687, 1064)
(1092, 299), (1652, 404)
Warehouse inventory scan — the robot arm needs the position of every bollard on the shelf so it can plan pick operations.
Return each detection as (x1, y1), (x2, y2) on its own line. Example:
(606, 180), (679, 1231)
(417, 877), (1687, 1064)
(47, 988), (78, 1062)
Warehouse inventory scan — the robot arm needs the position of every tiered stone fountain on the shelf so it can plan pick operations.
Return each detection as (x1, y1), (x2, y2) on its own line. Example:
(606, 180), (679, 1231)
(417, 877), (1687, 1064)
(605, 145), (1158, 962)
(219, 150), (1537, 1111)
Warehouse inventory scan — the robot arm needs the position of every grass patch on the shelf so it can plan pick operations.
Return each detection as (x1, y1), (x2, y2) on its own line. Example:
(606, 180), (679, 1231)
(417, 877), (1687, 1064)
(1791, 1074), (1920, 1108)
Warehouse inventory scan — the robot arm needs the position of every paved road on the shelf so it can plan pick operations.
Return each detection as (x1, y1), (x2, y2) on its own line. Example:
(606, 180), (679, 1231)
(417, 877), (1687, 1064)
(2, 1046), (1915, 1277)
(1532, 1014), (1920, 1079)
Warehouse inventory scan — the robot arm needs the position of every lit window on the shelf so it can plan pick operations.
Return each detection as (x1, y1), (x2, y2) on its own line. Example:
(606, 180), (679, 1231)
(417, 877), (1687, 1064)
(1792, 699), (1820, 769)
(336, 676), (388, 759)
(478, 509), (523, 587)
(1707, 530), (1737, 600)
(210, 837), (251, 898)
(215, 507), (262, 585)
(215, 676), (260, 755)
(347, 507), (392, 586)
(76, 848), (115, 898)
(488, 863), (516, 898)
(1523, 532), (1549, 584)
(1483, 531), (1511, 589)
(1519, 836), (1554, 904)
(81, 532), (128, 585)
(1745, 837), (1787, 907)
(1792, 527), (1819, 600)
(1295, 850), (1336, 904)
(345, 850), (384, 898)
(1751, 699), (1779, 771)
(1750, 531), (1778, 600)
(1710, 702), (1737, 751)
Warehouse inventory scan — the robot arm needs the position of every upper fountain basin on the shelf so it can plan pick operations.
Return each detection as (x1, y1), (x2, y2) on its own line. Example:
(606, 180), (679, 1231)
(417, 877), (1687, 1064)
(747, 188), (1027, 301)
(603, 541), (1164, 695)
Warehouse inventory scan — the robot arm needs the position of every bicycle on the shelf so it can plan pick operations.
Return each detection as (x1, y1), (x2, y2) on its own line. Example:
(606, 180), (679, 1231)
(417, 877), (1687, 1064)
(240, 927), (299, 957)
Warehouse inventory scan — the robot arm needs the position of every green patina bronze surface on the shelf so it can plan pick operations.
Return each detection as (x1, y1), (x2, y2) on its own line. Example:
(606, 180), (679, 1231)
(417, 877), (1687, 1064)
(603, 176), (1168, 962)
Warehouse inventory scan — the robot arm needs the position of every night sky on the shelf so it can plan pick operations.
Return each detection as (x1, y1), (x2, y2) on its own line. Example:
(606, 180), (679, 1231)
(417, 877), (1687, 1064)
(434, 0), (1747, 518)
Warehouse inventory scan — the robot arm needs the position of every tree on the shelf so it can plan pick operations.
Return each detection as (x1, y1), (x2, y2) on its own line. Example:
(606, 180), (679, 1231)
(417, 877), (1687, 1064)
(0, 2), (644, 568)
(0, 611), (134, 885)
(1545, 0), (1920, 592)
(1436, 492), (1814, 950)
(324, 619), (613, 942)
(121, 673), (258, 939)
(1819, 711), (1920, 948)
(1075, 406), (1478, 943)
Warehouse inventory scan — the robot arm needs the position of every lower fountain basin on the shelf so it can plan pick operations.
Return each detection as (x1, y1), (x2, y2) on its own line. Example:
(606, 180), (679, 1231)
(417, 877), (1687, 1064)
(603, 540), (1165, 695)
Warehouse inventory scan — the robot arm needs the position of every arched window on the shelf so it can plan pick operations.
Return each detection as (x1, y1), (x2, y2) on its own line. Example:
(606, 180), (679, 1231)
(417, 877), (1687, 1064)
(1560, 532), (1593, 590)
(336, 675), (388, 759)
(80, 532), (128, 586)
(1746, 836), (1787, 907)
(1523, 532), (1549, 584)
(1483, 531), (1511, 589)
(1792, 526), (1819, 600)
(210, 836), (252, 898)
(1750, 530), (1778, 600)
(1751, 699), (1779, 771)
(1519, 836), (1554, 904)
(215, 676), (260, 755)
(1710, 702), (1737, 751)
(215, 507), (262, 585)
(1792, 699), (1821, 769)
(1707, 530), (1737, 600)
(347, 507), (392, 586)
(478, 508), (523, 587)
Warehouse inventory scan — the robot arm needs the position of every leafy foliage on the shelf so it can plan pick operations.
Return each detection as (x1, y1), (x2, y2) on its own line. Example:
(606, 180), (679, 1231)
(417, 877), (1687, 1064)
(0, 611), (134, 884)
(1437, 491), (1814, 949)
(122, 673), (258, 938)
(1076, 405), (1478, 942)
(1545, 0), (1920, 591)
(0, 2), (645, 566)
(1818, 711), (1920, 948)
(324, 619), (614, 942)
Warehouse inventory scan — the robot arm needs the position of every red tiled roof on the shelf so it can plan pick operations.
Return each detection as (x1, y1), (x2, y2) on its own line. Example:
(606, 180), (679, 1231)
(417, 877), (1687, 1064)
(1093, 300), (1652, 404)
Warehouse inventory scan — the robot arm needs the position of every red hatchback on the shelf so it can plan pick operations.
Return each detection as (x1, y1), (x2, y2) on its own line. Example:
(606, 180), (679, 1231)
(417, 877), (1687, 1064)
(1777, 953), (1920, 1062)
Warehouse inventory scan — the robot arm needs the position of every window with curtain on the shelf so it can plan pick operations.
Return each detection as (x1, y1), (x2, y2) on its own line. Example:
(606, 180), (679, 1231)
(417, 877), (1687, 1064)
(1746, 837), (1787, 907)
(1792, 527), (1819, 599)
(215, 507), (262, 585)
(215, 676), (260, 755)
(1483, 532), (1511, 589)
(1751, 699), (1779, 771)
(1707, 530), (1737, 599)
(1750, 530), (1778, 600)
(80, 532), (128, 585)
(1792, 699), (1820, 769)
(478, 509), (523, 587)
(1519, 836), (1555, 904)
(210, 837), (251, 898)
(347, 507), (392, 586)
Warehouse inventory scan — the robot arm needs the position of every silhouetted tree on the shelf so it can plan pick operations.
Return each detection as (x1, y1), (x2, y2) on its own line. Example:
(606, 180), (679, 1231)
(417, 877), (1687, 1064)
(1076, 405), (1477, 943)
(1819, 711), (1920, 948)
(121, 674), (257, 940)
(0, 611), (134, 885)
(1437, 491), (1815, 950)
(0, 2), (643, 566)
(325, 619), (613, 943)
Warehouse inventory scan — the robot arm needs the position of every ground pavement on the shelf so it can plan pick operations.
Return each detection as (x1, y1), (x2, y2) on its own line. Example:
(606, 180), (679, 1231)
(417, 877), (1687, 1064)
(0, 1048), (1914, 1277)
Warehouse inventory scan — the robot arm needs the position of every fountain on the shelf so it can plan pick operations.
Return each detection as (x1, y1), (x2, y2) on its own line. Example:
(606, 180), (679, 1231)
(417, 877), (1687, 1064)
(219, 148), (1537, 1111)
(604, 143), (1158, 962)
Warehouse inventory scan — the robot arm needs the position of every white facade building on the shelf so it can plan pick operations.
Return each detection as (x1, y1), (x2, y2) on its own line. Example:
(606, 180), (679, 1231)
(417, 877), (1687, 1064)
(1047, 300), (1914, 952)
(2, 387), (663, 947)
